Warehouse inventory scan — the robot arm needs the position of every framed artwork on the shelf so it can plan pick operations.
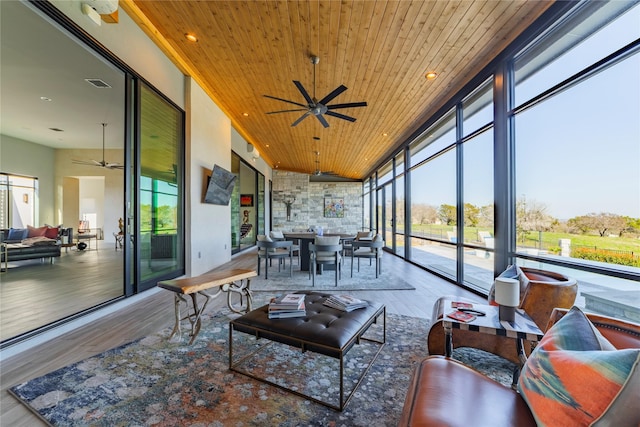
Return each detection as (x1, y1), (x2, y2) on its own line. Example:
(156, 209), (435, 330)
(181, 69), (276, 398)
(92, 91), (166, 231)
(240, 194), (254, 207)
(324, 197), (344, 218)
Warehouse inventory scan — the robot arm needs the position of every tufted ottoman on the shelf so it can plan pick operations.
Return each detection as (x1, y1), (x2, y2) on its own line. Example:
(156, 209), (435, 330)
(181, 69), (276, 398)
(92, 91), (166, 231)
(229, 291), (386, 411)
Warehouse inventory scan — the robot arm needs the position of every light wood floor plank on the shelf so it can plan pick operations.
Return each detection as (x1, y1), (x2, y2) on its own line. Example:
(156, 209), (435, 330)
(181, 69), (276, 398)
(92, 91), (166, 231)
(0, 248), (482, 426)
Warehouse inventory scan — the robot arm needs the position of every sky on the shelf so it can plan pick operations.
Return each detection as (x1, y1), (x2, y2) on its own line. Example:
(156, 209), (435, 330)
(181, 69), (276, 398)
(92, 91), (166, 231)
(410, 3), (640, 221)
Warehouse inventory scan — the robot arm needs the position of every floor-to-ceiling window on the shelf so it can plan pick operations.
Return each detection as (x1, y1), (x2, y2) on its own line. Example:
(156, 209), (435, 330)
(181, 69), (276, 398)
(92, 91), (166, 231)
(407, 110), (457, 281)
(511, 2), (640, 318)
(461, 80), (495, 291)
(367, 1), (639, 323)
(138, 83), (184, 291)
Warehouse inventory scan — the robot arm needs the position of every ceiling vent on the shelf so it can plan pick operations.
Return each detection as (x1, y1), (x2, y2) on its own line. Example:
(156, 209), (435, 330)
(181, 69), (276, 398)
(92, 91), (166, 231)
(85, 78), (111, 88)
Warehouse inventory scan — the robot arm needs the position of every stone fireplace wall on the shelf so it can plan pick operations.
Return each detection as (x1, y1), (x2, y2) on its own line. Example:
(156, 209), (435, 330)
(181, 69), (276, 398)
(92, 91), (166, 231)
(271, 171), (363, 233)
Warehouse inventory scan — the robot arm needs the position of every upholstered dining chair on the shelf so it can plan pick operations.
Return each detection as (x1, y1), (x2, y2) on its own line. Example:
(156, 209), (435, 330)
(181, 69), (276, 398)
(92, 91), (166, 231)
(308, 235), (342, 286)
(351, 234), (384, 278)
(256, 235), (293, 279)
(270, 230), (300, 266)
(426, 267), (578, 363)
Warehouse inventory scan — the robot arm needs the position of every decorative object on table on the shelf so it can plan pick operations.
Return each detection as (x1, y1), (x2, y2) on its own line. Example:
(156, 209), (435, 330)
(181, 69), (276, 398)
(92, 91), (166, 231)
(268, 293), (306, 318)
(77, 242), (87, 251)
(494, 277), (520, 322)
(324, 197), (344, 218)
(323, 294), (367, 311)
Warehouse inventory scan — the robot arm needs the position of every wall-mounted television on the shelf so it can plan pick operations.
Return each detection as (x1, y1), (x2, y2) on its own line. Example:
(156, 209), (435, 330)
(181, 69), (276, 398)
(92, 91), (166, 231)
(204, 164), (236, 205)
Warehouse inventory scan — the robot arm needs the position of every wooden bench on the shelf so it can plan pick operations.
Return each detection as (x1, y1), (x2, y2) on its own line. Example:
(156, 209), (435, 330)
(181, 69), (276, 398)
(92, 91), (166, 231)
(158, 268), (257, 344)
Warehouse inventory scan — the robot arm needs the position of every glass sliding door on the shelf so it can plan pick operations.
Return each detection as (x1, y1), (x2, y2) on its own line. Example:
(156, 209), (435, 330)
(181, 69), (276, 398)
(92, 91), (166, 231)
(231, 151), (265, 254)
(138, 83), (184, 291)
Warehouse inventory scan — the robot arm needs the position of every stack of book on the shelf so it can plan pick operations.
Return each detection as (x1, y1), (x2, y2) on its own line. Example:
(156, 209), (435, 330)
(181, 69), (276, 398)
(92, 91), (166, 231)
(268, 293), (306, 319)
(323, 294), (368, 312)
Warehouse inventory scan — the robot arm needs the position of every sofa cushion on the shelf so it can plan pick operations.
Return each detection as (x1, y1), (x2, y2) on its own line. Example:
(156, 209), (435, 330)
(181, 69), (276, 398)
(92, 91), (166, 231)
(518, 306), (640, 427)
(7, 228), (28, 241)
(44, 226), (60, 239)
(27, 225), (48, 237)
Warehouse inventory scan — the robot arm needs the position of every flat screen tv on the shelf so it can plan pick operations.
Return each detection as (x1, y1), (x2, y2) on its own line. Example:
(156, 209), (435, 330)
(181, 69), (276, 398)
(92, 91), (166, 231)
(204, 164), (236, 205)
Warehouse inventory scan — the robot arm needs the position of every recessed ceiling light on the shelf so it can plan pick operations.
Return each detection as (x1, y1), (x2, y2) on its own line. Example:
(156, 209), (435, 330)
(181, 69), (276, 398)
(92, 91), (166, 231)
(243, 112), (249, 117)
(185, 33), (198, 42)
(40, 96), (52, 102)
(382, 133), (388, 137)
(265, 144), (270, 148)
(425, 72), (438, 80)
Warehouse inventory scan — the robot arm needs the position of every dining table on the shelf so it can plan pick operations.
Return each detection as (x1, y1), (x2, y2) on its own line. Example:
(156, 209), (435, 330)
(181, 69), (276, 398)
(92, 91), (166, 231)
(283, 232), (356, 272)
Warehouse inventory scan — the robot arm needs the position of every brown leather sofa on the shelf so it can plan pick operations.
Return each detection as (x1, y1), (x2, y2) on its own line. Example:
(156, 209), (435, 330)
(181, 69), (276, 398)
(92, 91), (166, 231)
(427, 267), (578, 363)
(399, 309), (640, 426)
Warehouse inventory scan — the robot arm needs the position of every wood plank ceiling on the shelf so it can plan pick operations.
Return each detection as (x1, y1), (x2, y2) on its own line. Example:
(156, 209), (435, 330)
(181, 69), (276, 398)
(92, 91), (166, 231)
(122, 0), (552, 180)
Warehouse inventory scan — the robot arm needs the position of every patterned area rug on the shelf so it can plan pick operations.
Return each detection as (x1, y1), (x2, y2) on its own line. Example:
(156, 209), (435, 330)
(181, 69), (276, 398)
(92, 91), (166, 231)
(9, 307), (515, 426)
(250, 267), (415, 292)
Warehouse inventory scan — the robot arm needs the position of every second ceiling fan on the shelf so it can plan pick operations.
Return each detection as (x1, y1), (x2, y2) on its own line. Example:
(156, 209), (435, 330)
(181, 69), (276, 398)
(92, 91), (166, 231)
(264, 56), (367, 128)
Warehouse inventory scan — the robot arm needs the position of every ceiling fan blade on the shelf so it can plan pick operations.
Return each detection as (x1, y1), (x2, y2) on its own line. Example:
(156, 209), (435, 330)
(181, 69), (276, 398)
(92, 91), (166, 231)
(327, 101), (368, 109)
(105, 163), (124, 170)
(325, 111), (357, 122)
(293, 81), (314, 105)
(315, 114), (330, 128)
(318, 85), (347, 105)
(263, 94), (308, 108)
(266, 108), (309, 114)
(291, 111), (311, 127)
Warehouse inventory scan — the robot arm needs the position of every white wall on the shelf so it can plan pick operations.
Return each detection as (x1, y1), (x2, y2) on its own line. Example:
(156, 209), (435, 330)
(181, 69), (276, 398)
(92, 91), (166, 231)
(0, 135), (56, 226)
(186, 77), (233, 275)
(55, 149), (124, 238)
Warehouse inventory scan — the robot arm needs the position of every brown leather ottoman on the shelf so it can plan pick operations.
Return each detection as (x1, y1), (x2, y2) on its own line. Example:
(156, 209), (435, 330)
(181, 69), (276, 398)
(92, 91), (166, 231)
(229, 291), (385, 411)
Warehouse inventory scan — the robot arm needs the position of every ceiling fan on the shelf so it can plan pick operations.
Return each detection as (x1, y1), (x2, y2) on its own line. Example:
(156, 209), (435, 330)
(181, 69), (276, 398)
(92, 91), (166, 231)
(72, 123), (123, 170)
(312, 151), (338, 176)
(264, 56), (367, 128)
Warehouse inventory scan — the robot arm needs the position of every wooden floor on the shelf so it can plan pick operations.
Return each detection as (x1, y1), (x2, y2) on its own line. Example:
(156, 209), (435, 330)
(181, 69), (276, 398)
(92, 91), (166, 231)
(0, 249), (482, 426)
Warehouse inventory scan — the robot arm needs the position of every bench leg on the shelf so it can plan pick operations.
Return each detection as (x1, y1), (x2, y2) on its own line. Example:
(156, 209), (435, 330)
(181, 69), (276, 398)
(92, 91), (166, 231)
(223, 278), (253, 314)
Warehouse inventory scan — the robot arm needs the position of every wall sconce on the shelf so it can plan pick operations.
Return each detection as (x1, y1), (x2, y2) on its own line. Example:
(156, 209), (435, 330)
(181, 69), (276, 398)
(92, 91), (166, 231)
(247, 143), (260, 160)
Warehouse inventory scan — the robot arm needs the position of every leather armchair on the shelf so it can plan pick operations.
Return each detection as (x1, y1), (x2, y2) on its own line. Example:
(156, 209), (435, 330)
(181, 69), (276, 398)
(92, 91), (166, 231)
(427, 267), (578, 363)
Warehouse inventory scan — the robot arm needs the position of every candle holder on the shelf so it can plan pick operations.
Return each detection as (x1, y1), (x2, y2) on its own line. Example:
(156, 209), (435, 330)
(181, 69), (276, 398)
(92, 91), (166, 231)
(494, 277), (520, 322)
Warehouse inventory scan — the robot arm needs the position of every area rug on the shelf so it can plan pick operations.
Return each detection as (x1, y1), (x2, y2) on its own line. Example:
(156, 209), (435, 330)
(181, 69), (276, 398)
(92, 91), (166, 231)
(250, 267), (415, 292)
(9, 308), (515, 426)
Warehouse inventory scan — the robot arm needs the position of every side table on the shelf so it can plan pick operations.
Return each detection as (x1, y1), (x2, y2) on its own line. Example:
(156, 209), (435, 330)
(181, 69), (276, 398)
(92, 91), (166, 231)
(442, 299), (544, 387)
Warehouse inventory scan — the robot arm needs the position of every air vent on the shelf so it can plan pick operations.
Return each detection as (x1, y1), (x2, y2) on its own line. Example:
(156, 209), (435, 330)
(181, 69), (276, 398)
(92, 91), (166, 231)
(84, 78), (111, 88)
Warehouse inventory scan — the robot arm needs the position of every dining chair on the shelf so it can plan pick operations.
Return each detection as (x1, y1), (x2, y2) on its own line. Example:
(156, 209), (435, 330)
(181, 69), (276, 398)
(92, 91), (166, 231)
(351, 234), (384, 278)
(308, 235), (342, 286)
(270, 230), (300, 266)
(256, 235), (293, 279)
